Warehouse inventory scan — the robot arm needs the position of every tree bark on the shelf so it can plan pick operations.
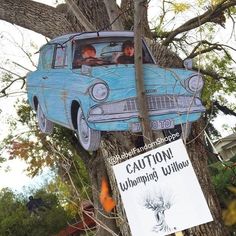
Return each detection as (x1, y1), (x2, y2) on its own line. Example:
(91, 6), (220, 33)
(88, 151), (120, 236)
(74, 0), (111, 31)
(183, 121), (229, 236)
(103, 0), (124, 30)
(65, 0), (96, 31)
(134, 0), (154, 144)
(0, 0), (75, 38)
(0, 1), (229, 236)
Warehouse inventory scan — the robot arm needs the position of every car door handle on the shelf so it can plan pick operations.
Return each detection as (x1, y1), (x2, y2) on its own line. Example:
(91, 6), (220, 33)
(42, 76), (48, 80)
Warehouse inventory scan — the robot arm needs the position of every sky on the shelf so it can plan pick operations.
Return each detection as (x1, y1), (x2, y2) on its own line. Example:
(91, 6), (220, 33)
(0, 0), (235, 192)
(0, 6), (53, 192)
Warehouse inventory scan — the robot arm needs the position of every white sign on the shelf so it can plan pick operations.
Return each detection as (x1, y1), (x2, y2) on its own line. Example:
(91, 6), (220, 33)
(113, 139), (213, 236)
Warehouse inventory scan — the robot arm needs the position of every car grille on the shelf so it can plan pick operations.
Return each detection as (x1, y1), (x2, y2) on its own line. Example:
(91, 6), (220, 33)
(123, 95), (188, 112)
(88, 94), (205, 123)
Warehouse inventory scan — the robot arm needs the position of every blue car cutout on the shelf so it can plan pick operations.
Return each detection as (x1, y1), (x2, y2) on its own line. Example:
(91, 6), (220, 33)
(26, 31), (205, 151)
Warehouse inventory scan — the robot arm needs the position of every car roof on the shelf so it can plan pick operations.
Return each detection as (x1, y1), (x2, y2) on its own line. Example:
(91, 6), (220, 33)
(50, 31), (134, 44)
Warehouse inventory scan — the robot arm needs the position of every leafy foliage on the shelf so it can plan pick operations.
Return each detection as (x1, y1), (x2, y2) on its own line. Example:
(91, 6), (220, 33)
(150, 1), (236, 131)
(0, 188), (70, 236)
(223, 186), (236, 226)
(171, 2), (190, 13)
(1, 99), (92, 217)
(209, 158), (236, 233)
(209, 161), (236, 206)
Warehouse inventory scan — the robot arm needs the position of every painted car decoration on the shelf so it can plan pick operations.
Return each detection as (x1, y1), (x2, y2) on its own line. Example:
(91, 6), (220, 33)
(26, 31), (205, 151)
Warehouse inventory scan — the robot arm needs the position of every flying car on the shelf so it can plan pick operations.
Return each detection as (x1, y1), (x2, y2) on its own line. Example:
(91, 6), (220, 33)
(26, 31), (205, 151)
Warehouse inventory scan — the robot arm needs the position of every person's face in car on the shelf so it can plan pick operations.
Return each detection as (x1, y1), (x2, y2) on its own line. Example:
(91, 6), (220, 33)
(83, 49), (96, 58)
(124, 46), (134, 57)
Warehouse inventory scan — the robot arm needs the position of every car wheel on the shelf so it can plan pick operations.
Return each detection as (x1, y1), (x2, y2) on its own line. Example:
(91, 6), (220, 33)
(77, 108), (101, 151)
(36, 104), (54, 134)
(163, 123), (192, 142)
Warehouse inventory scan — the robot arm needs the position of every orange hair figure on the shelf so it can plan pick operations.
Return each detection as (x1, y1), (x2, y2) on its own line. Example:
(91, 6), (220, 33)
(99, 177), (116, 213)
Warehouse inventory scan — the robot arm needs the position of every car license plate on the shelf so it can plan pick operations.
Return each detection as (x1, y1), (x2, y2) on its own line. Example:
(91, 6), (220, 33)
(131, 119), (174, 132)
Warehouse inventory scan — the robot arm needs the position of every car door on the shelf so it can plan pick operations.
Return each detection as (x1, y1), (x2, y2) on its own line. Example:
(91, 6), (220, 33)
(41, 44), (69, 126)
(35, 44), (54, 116)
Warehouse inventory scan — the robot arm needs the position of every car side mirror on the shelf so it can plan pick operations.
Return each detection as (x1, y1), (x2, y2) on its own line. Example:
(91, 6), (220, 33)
(183, 58), (193, 69)
(81, 65), (92, 76)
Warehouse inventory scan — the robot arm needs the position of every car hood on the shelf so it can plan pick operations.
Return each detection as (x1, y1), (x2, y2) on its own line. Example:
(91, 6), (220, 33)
(86, 64), (198, 97)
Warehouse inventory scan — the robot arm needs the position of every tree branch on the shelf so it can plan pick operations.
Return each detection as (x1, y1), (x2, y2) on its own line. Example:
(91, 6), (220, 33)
(0, 76), (26, 97)
(0, 65), (26, 97)
(228, 8), (236, 39)
(193, 66), (224, 81)
(103, 0), (124, 30)
(65, 0), (96, 31)
(160, 0), (236, 46)
(0, 0), (75, 38)
(134, 0), (154, 143)
(213, 100), (236, 116)
(188, 40), (236, 59)
(0, 66), (22, 77)
(11, 61), (32, 72)
(189, 45), (222, 58)
(0, 77), (26, 97)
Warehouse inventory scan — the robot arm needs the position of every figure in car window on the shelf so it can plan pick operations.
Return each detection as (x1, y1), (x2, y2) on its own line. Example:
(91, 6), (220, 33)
(75, 44), (105, 67)
(82, 44), (97, 59)
(117, 40), (135, 64)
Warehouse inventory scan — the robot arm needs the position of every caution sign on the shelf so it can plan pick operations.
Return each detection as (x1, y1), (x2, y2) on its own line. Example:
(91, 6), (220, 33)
(113, 139), (213, 236)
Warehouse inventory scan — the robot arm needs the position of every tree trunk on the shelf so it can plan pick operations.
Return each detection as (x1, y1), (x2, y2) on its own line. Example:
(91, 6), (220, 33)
(97, 47), (228, 236)
(182, 121), (228, 236)
(100, 132), (143, 236)
(0, 0), (229, 235)
(88, 151), (120, 236)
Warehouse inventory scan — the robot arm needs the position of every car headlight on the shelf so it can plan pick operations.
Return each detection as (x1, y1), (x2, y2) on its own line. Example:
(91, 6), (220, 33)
(90, 107), (104, 115)
(188, 75), (204, 92)
(91, 83), (109, 101)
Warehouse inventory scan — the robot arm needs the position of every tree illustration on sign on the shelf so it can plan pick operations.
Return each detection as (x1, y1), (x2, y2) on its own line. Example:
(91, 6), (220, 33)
(144, 192), (173, 233)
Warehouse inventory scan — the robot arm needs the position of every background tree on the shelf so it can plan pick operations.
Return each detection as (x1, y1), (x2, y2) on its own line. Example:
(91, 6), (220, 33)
(0, 0), (236, 235)
(0, 187), (70, 236)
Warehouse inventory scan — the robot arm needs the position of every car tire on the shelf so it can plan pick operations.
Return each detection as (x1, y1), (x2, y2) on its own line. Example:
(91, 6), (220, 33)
(77, 108), (101, 151)
(36, 103), (54, 134)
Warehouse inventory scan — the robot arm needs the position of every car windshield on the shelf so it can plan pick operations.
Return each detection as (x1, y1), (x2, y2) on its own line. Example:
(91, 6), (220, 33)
(72, 37), (154, 68)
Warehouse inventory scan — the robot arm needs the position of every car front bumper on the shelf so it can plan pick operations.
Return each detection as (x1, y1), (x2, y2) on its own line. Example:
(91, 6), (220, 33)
(88, 95), (205, 124)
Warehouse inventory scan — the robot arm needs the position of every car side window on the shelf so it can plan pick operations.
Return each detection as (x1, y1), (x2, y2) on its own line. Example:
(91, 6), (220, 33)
(41, 45), (54, 69)
(142, 42), (155, 64)
(53, 45), (68, 68)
